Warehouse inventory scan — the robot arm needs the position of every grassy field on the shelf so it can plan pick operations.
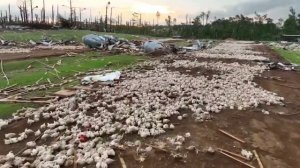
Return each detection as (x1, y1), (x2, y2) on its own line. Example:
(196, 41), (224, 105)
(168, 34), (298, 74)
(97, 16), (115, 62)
(0, 29), (149, 42)
(0, 104), (36, 119)
(274, 48), (300, 64)
(0, 52), (143, 89)
(0, 52), (145, 118)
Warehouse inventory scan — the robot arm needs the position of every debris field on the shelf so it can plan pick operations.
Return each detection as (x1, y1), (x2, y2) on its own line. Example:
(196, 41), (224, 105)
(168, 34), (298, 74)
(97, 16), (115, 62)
(1, 41), (300, 168)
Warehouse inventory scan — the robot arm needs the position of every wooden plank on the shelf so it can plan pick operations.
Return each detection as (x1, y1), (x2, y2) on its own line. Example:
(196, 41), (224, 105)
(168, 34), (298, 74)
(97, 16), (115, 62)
(219, 151), (255, 168)
(0, 98), (50, 104)
(253, 150), (264, 168)
(53, 89), (76, 97)
(218, 129), (246, 144)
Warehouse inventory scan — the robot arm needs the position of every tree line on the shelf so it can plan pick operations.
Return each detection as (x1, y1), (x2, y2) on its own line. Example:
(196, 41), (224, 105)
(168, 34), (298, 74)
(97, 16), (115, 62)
(111, 8), (300, 41)
(1, 4), (300, 41)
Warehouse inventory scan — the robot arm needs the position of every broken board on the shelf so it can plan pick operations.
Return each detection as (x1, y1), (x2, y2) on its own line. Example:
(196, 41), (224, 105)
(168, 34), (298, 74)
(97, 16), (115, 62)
(53, 89), (76, 98)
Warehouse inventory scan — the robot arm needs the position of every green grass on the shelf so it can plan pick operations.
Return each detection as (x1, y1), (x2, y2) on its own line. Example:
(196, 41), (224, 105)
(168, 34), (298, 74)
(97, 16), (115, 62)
(0, 52), (144, 89)
(0, 104), (35, 119)
(274, 48), (300, 64)
(0, 52), (145, 118)
(0, 29), (149, 42)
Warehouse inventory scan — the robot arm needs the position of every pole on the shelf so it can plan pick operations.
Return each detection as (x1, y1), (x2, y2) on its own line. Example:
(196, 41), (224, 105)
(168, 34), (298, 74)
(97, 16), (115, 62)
(105, 5), (108, 31)
(42, 0), (45, 22)
(8, 4), (11, 23)
(24, 1), (28, 23)
(110, 7), (112, 32)
(69, 0), (72, 22)
(117, 14), (119, 25)
(120, 13), (122, 25)
(74, 9), (76, 25)
(56, 5), (59, 18)
(30, 0), (33, 22)
(5, 11), (8, 23)
(80, 9), (82, 23)
(139, 14), (142, 26)
(89, 8), (92, 24)
(52, 5), (54, 24)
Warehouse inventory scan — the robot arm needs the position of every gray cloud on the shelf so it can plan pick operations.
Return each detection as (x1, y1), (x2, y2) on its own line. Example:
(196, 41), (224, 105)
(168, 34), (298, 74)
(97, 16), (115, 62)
(213, 0), (300, 19)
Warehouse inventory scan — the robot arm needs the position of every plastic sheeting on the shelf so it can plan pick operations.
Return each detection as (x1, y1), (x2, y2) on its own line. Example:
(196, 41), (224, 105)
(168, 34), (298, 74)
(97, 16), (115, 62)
(81, 71), (121, 84)
(82, 34), (119, 49)
(82, 34), (106, 48)
(183, 40), (205, 51)
(143, 41), (165, 53)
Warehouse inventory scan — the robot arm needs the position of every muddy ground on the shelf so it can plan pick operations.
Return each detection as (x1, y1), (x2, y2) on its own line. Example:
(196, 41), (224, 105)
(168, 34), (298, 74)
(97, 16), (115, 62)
(1, 44), (300, 168)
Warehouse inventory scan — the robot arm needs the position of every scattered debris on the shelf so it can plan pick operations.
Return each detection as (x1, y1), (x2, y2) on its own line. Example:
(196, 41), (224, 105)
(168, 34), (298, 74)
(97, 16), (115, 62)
(183, 40), (205, 51)
(241, 149), (253, 161)
(261, 109), (270, 115)
(267, 62), (300, 71)
(81, 71), (121, 84)
(218, 148), (248, 161)
(0, 41), (287, 168)
(205, 147), (216, 155)
(269, 41), (300, 52)
(219, 150), (255, 168)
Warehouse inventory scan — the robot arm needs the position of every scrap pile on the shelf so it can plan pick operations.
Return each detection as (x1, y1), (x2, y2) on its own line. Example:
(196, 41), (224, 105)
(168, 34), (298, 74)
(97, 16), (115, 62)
(269, 41), (300, 52)
(82, 34), (211, 55)
(82, 34), (141, 54)
(0, 41), (284, 168)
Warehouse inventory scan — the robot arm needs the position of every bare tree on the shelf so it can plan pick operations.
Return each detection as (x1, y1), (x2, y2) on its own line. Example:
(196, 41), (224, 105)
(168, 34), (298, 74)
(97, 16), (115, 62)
(8, 4), (11, 23)
(200, 12), (205, 25)
(205, 11), (211, 25)
(156, 11), (160, 25)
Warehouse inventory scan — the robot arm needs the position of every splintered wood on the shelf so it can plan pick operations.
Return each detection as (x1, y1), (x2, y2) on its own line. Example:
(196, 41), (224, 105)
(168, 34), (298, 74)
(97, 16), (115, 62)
(253, 150), (264, 168)
(119, 157), (127, 168)
(218, 129), (246, 144)
(53, 89), (76, 97)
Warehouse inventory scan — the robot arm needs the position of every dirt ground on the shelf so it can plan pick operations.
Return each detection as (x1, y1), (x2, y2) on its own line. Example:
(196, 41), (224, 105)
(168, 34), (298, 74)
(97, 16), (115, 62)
(113, 45), (300, 168)
(1, 44), (300, 168)
(0, 47), (89, 61)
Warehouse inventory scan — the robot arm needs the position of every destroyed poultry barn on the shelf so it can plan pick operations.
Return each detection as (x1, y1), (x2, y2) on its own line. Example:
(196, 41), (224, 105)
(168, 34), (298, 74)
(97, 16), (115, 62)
(0, 40), (288, 168)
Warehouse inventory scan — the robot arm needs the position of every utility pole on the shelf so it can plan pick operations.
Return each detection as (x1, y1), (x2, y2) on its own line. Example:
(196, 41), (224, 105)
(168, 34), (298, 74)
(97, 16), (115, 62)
(139, 13), (142, 26)
(89, 8), (92, 23)
(80, 9), (82, 23)
(117, 15), (119, 25)
(52, 5), (54, 24)
(24, 1), (28, 23)
(110, 7), (113, 32)
(8, 4), (11, 23)
(69, 0), (72, 22)
(105, 1), (110, 31)
(42, 0), (45, 22)
(74, 9), (76, 25)
(30, 0), (33, 22)
(5, 11), (8, 23)
(120, 13), (122, 25)
(57, 5), (59, 17)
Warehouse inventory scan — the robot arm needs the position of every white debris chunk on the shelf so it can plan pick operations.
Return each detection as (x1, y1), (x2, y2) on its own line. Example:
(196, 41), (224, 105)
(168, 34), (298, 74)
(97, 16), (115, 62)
(241, 149), (253, 160)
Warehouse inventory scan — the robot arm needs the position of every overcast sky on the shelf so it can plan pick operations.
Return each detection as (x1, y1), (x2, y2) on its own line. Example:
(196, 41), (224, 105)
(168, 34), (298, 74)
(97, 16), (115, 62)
(0, 0), (299, 24)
